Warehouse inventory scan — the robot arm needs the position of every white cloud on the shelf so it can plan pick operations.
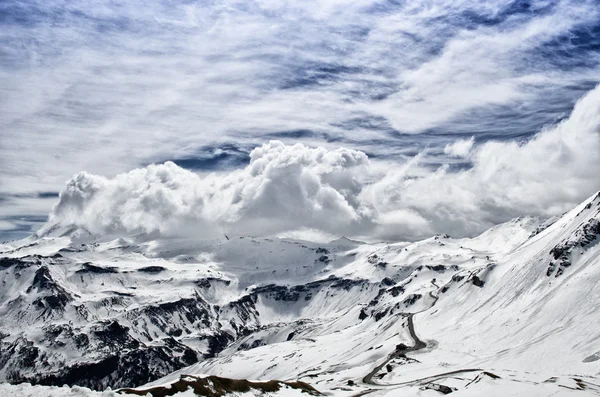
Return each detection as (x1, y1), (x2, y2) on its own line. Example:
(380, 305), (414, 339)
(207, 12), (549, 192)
(42, 85), (600, 241)
(0, 221), (17, 232)
(2, 0), (600, 239)
(364, 84), (600, 238)
(444, 137), (474, 158)
(43, 141), (371, 239)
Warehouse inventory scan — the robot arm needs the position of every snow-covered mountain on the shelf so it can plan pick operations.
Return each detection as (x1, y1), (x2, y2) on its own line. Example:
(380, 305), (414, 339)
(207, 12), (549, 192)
(1, 191), (600, 396)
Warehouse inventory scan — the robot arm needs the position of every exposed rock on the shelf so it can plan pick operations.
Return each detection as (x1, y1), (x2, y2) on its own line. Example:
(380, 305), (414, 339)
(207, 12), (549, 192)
(381, 277), (395, 286)
(119, 374), (323, 397)
(138, 266), (166, 274)
(358, 309), (368, 320)
(27, 266), (73, 311)
(424, 383), (454, 394)
(471, 275), (485, 288)
(427, 265), (446, 272)
(547, 218), (600, 277)
(403, 294), (422, 307)
(76, 263), (118, 274)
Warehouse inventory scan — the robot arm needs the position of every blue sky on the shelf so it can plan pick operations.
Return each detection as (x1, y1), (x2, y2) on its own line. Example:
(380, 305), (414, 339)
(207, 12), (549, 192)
(2, 0), (600, 241)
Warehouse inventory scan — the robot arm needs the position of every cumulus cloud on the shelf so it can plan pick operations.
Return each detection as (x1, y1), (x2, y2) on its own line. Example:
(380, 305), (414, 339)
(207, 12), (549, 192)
(444, 137), (475, 158)
(42, 142), (372, 239)
(42, 85), (600, 241)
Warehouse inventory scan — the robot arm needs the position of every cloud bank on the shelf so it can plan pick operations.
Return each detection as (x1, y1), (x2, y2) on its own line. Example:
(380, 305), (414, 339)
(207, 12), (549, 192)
(42, 85), (600, 241)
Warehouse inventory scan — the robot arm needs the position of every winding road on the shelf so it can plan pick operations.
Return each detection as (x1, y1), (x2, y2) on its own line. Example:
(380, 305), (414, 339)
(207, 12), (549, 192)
(355, 287), (482, 395)
(362, 289), (436, 385)
(361, 314), (425, 385)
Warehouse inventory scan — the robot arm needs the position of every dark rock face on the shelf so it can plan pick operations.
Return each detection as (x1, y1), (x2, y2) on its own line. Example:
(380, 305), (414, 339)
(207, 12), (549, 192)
(389, 285), (405, 297)
(0, 255), (230, 391)
(0, 257), (26, 270)
(0, 315), (209, 390)
(76, 263), (118, 274)
(471, 275), (485, 288)
(28, 266), (58, 292)
(33, 294), (71, 311)
(0, 337), (43, 377)
(329, 277), (368, 291)
(126, 296), (213, 342)
(403, 294), (422, 307)
(249, 277), (369, 306)
(239, 338), (264, 351)
(367, 254), (388, 269)
(381, 277), (395, 286)
(529, 221), (554, 238)
(396, 343), (408, 351)
(359, 309), (368, 320)
(426, 265), (446, 272)
(253, 284), (305, 302)
(195, 277), (231, 289)
(1, 255), (65, 271)
(547, 217), (600, 277)
(0, 253), (383, 391)
(58, 245), (89, 253)
(10, 341), (199, 390)
(92, 321), (138, 348)
(367, 288), (387, 308)
(207, 333), (235, 358)
(373, 308), (390, 321)
(451, 274), (465, 282)
(367, 282), (405, 310)
(226, 295), (259, 335)
(425, 383), (455, 394)
(138, 266), (166, 274)
(27, 266), (73, 312)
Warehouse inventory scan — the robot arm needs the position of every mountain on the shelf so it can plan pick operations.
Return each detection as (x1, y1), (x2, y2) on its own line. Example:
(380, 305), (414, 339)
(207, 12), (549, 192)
(0, 192), (599, 396)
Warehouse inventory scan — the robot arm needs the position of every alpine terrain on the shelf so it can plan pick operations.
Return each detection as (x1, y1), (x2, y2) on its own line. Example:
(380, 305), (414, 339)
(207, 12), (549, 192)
(1, 190), (600, 396)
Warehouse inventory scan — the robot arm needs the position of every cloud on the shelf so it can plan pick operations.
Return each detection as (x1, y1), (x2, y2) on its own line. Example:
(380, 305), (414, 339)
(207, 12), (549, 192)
(372, 0), (600, 132)
(363, 84), (600, 237)
(43, 141), (371, 239)
(444, 137), (475, 158)
(0, 221), (17, 232)
(2, 0), (600, 233)
(42, 85), (600, 241)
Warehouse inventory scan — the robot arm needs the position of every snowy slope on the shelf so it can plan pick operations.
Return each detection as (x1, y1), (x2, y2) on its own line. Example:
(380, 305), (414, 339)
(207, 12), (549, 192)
(416, 191), (600, 375)
(1, 192), (599, 396)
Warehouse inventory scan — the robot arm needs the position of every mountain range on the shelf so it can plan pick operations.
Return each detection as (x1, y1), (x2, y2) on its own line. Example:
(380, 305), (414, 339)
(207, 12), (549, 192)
(1, 190), (600, 396)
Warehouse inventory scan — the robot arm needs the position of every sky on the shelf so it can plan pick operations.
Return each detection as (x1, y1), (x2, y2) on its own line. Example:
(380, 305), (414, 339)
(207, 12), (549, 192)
(1, 0), (600, 242)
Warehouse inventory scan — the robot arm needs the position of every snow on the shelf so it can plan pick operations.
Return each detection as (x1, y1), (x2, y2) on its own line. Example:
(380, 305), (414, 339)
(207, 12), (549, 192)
(415, 191), (600, 378)
(0, 383), (117, 397)
(1, 192), (600, 396)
